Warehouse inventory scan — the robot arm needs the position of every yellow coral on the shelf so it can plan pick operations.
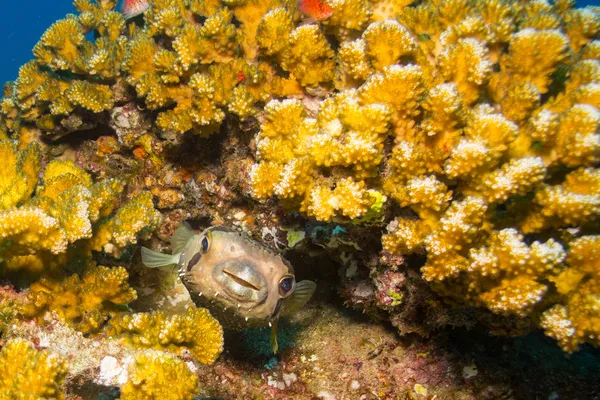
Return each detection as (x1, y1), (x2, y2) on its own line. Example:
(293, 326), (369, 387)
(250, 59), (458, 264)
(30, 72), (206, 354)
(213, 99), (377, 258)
(88, 179), (125, 222)
(564, 7), (600, 52)
(325, 0), (372, 41)
(468, 229), (565, 315)
(421, 196), (489, 281)
(382, 218), (431, 254)
(90, 191), (161, 253)
(231, 0), (278, 60)
(471, 157), (546, 204)
(499, 29), (569, 94)
(0, 152), (159, 278)
(22, 266), (137, 333)
(312, 91), (391, 175)
(256, 8), (294, 56)
(444, 109), (518, 179)
(281, 25), (335, 86)
(336, 39), (373, 88)
(359, 64), (425, 132)
(552, 105), (600, 167)
(33, 18), (86, 71)
(252, 93), (390, 221)
(437, 38), (492, 104)
(64, 81), (114, 114)
(0, 339), (68, 399)
(497, 81), (540, 123)
(362, 19), (415, 70)
(541, 236), (600, 352)
(120, 351), (199, 400)
(520, 167), (600, 233)
(0, 141), (40, 210)
(0, 207), (67, 257)
(479, 275), (548, 317)
(47, 185), (93, 243)
(108, 307), (224, 364)
(420, 83), (464, 138)
(42, 159), (93, 190)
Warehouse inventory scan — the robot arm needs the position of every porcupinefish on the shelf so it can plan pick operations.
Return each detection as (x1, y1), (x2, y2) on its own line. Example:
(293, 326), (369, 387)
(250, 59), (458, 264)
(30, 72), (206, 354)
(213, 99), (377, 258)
(121, 0), (150, 19)
(141, 224), (316, 353)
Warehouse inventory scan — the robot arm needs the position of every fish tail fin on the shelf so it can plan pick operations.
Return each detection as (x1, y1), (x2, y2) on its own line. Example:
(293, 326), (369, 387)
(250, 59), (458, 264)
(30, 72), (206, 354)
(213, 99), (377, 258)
(141, 247), (180, 268)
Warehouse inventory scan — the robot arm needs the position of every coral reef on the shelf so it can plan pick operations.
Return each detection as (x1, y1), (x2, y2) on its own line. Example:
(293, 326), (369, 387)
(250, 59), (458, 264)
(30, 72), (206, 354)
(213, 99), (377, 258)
(0, 3), (599, 399)
(120, 350), (199, 400)
(22, 266), (137, 333)
(0, 338), (68, 399)
(108, 307), (224, 364)
(0, 141), (160, 281)
(248, 0), (600, 351)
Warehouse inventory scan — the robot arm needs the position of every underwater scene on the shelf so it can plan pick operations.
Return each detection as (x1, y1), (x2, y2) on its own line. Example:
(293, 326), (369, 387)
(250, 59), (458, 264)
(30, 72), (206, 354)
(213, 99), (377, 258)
(1, 0), (600, 398)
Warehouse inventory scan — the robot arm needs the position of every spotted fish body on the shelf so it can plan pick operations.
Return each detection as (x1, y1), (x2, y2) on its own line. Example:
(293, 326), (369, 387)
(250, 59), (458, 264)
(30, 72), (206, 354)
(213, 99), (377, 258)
(141, 224), (316, 353)
(121, 0), (150, 19)
(297, 0), (333, 21)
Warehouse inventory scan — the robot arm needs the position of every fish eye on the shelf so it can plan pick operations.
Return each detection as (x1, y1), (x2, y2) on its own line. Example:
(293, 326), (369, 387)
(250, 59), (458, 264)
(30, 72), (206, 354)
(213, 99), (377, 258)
(278, 276), (295, 297)
(201, 233), (211, 253)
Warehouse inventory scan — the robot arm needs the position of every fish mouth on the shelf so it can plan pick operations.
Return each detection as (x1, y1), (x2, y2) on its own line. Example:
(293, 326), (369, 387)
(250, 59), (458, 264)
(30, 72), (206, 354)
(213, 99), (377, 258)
(213, 260), (268, 303)
(222, 269), (261, 291)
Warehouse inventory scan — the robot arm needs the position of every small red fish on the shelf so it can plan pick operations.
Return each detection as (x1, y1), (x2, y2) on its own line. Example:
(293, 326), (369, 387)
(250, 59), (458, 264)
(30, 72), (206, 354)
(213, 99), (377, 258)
(298, 0), (333, 21)
(122, 0), (150, 19)
(237, 71), (246, 83)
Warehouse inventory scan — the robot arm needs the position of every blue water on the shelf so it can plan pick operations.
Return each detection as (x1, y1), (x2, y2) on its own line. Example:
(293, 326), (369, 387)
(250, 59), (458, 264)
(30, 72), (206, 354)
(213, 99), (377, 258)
(0, 0), (599, 86)
(2, 1), (76, 86)
(1, 1), (121, 86)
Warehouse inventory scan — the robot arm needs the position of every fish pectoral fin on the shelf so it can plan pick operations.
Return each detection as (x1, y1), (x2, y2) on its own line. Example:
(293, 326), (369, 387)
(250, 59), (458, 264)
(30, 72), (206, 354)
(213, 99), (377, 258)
(270, 318), (279, 354)
(141, 247), (180, 268)
(170, 222), (196, 255)
(283, 280), (317, 316)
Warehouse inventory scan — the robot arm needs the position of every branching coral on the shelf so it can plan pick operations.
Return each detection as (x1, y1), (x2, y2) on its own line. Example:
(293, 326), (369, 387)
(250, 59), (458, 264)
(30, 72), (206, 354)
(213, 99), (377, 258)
(247, 0), (600, 352)
(107, 307), (224, 364)
(251, 94), (390, 221)
(0, 141), (40, 210)
(120, 350), (199, 400)
(89, 191), (161, 253)
(0, 339), (68, 399)
(5, 0), (295, 137)
(540, 236), (600, 352)
(0, 141), (159, 278)
(12, 4), (123, 127)
(22, 266), (137, 333)
(1, 0), (599, 356)
(519, 167), (600, 234)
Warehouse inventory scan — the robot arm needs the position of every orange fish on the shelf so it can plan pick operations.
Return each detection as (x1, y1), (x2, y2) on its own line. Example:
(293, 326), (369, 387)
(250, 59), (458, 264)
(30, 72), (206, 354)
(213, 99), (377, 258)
(122, 0), (150, 19)
(298, 0), (333, 21)
(237, 71), (246, 83)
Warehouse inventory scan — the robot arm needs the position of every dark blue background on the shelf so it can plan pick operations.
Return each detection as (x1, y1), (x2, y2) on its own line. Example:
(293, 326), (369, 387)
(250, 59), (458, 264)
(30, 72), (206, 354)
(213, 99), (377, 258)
(1, 0), (599, 86)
